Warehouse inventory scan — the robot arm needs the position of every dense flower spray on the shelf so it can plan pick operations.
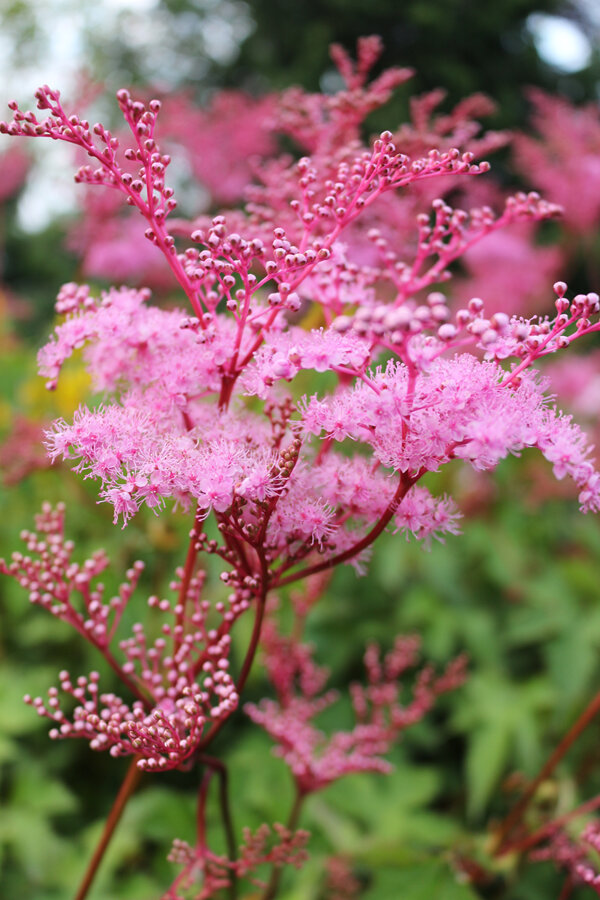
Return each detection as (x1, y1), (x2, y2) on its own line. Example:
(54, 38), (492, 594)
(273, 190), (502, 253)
(2, 36), (600, 899)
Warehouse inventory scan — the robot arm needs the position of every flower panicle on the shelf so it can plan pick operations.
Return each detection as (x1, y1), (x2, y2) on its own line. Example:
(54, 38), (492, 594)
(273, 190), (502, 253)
(246, 618), (466, 795)
(0, 501), (141, 647)
(164, 823), (309, 899)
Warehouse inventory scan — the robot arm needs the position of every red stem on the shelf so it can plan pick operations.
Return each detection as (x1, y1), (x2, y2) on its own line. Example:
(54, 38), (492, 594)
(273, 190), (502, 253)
(261, 789), (304, 900)
(558, 875), (574, 900)
(494, 690), (600, 854)
(498, 793), (600, 858)
(73, 518), (204, 899)
(197, 768), (213, 851)
(198, 754), (237, 900)
(198, 576), (268, 750)
(174, 517), (202, 656)
(273, 472), (417, 588)
(74, 756), (143, 900)
(100, 644), (150, 707)
(236, 592), (268, 697)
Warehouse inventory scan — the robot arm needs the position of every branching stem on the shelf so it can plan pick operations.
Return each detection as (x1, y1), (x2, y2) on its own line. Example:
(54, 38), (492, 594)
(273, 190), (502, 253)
(498, 793), (600, 857)
(261, 789), (305, 900)
(273, 471), (419, 588)
(493, 689), (600, 854)
(199, 754), (237, 900)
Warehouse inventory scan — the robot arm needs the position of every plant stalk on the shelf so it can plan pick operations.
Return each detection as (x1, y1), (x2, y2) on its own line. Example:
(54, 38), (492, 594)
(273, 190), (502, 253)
(74, 756), (143, 900)
(261, 790), (304, 900)
(494, 689), (600, 853)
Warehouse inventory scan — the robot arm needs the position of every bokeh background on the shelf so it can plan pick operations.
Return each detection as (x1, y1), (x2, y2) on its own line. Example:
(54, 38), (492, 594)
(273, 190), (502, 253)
(1, 1), (600, 898)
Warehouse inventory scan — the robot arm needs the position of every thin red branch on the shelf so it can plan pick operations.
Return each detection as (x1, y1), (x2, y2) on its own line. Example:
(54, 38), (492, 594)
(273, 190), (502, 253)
(199, 754), (237, 900)
(273, 471), (418, 588)
(494, 690), (600, 854)
(74, 756), (143, 900)
(498, 793), (600, 858)
(174, 515), (203, 656)
(261, 789), (305, 900)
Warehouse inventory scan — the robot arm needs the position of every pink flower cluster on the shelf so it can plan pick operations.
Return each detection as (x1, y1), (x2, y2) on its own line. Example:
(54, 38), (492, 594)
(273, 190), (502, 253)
(165, 823), (309, 900)
(246, 620), (466, 796)
(0, 145), (29, 202)
(3, 34), (600, 761)
(531, 820), (600, 896)
(2, 506), (243, 771)
(514, 89), (600, 235)
(3, 34), (600, 900)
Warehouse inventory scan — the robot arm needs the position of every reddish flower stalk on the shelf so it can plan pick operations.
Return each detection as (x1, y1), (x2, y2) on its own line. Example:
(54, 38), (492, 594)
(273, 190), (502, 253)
(494, 690), (600, 855)
(498, 794), (600, 858)
(75, 756), (143, 900)
(261, 789), (304, 900)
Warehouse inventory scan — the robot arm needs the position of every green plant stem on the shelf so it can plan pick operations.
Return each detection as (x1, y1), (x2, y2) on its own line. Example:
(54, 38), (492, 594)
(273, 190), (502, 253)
(199, 754), (237, 900)
(493, 689), (600, 854)
(261, 790), (304, 900)
(74, 756), (143, 900)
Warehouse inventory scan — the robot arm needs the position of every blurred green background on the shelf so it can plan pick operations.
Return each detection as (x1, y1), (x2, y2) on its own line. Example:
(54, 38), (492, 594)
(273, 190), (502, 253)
(1, 1), (600, 898)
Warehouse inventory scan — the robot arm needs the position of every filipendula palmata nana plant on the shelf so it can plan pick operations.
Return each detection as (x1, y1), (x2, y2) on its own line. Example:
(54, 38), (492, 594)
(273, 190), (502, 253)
(2, 36), (600, 899)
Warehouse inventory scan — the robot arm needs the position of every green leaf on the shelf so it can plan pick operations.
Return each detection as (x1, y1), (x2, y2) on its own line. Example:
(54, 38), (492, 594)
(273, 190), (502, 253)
(368, 861), (478, 900)
(466, 724), (511, 820)
(11, 763), (78, 816)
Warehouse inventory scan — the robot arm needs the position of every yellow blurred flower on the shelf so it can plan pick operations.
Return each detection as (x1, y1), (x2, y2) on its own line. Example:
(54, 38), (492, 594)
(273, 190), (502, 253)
(19, 359), (91, 418)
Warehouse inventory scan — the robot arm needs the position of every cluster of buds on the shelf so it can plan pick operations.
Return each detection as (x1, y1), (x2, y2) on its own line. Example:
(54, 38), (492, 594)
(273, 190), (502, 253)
(0, 86), (209, 317)
(246, 621), (467, 796)
(531, 820), (600, 895)
(165, 823), (309, 899)
(23, 634), (238, 772)
(248, 135), (491, 245)
(332, 279), (600, 381)
(480, 282), (600, 384)
(3, 507), (249, 770)
(276, 35), (413, 153)
(394, 88), (508, 160)
(0, 415), (52, 485)
(328, 191), (562, 350)
(324, 856), (363, 900)
(0, 503), (142, 649)
(333, 289), (451, 344)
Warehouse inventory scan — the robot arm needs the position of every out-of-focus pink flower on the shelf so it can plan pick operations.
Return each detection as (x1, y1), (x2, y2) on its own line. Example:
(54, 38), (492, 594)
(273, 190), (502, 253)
(456, 223), (564, 316)
(514, 89), (600, 234)
(0, 146), (29, 202)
